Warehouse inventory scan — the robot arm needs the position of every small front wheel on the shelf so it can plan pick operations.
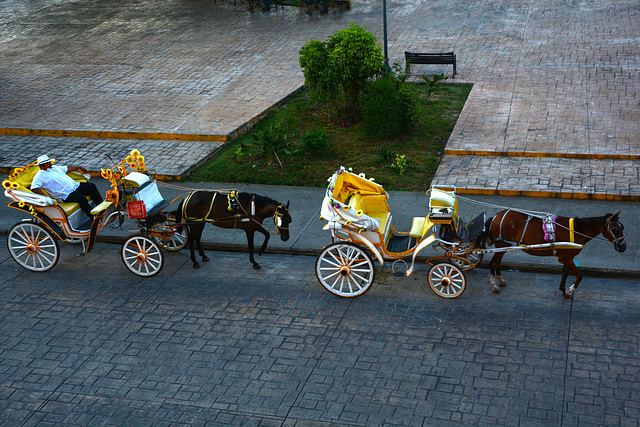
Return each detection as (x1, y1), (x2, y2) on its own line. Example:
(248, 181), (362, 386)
(121, 234), (164, 277)
(316, 242), (375, 297)
(8, 221), (60, 272)
(151, 220), (188, 252)
(428, 263), (466, 298)
(448, 252), (483, 271)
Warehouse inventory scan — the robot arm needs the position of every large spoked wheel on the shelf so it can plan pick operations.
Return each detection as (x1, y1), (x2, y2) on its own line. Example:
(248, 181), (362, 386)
(151, 220), (188, 252)
(8, 221), (60, 272)
(316, 242), (375, 298)
(428, 263), (466, 298)
(448, 252), (483, 271)
(121, 234), (164, 277)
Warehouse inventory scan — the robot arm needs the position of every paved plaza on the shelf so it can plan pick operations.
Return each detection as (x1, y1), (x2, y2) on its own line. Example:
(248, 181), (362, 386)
(0, 0), (638, 198)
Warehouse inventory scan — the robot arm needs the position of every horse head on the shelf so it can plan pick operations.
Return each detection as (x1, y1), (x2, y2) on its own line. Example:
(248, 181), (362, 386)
(274, 201), (292, 242)
(604, 211), (626, 253)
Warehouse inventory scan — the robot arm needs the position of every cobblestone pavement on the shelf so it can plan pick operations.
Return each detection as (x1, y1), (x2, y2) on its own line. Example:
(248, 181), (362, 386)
(1, 241), (639, 425)
(0, 0), (638, 194)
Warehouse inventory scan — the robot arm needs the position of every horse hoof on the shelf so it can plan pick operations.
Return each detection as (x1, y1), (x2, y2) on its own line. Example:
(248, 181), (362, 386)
(193, 264), (201, 269)
(202, 257), (210, 263)
(253, 264), (261, 270)
(562, 292), (572, 299)
(492, 286), (501, 294)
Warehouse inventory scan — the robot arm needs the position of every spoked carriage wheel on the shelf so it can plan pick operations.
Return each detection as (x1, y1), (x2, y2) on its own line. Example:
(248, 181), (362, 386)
(428, 263), (466, 298)
(8, 221), (60, 272)
(316, 242), (375, 297)
(151, 220), (188, 252)
(121, 234), (164, 277)
(448, 252), (483, 271)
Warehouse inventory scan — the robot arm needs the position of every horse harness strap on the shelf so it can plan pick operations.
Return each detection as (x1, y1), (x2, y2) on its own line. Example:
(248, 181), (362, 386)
(569, 218), (575, 243)
(182, 191), (218, 222)
(496, 209), (532, 245)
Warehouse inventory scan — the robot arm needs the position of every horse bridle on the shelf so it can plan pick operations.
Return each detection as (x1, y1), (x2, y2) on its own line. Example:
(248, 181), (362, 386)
(606, 217), (626, 249)
(273, 204), (289, 234)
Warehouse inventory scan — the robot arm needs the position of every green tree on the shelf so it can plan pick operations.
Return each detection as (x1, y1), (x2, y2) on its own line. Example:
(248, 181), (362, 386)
(299, 23), (385, 121)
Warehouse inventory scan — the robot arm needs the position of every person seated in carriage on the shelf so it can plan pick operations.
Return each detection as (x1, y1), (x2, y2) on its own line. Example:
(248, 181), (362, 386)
(30, 155), (103, 218)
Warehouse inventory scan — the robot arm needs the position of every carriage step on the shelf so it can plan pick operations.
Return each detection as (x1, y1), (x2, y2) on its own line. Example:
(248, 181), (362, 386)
(387, 236), (416, 253)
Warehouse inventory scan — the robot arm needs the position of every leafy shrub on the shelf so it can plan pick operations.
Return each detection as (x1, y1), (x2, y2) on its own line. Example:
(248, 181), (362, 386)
(377, 146), (395, 164)
(302, 128), (329, 157)
(363, 72), (420, 139)
(299, 23), (385, 119)
(423, 73), (448, 97)
(251, 123), (288, 166)
(363, 75), (404, 139)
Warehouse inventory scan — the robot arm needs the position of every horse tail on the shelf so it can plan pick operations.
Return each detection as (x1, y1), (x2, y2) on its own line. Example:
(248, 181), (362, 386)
(476, 215), (496, 248)
(174, 199), (185, 234)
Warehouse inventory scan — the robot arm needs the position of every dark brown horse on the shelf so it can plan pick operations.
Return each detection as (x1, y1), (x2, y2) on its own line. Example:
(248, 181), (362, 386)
(484, 210), (626, 298)
(174, 190), (291, 269)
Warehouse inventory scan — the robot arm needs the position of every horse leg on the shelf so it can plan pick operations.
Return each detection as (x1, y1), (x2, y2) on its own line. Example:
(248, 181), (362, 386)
(559, 256), (582, 299)
(187, 225), (200, 269)
(188, 224), (208, 268)
(257, 226), (270, 256)
(489, 251), (507, 294)
(245, 230), (261, 269)
(193, 224), (209, 263)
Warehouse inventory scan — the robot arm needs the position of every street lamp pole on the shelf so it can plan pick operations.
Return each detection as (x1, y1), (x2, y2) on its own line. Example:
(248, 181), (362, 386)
(383, 0), (390, 68)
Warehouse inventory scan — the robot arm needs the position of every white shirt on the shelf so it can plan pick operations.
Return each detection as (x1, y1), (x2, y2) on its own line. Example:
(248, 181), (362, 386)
(31, 165), (79, 199)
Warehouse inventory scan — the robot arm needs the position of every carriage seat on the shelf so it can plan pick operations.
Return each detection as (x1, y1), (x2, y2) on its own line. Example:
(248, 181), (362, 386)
(347, 191), (391, 238)
(409, 217), (435, 239)
(7, 164), (91, 215)
(460, 212), (486, 242)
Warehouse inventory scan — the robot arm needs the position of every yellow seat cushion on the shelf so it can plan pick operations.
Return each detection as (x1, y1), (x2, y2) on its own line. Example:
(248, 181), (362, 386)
(58, 202), (81, 216)
(409, 217), (434, 238)
(362, 194), (389, 214)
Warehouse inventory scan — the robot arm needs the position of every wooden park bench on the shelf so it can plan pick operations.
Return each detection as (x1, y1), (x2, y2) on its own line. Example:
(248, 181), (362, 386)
(405, 51), (457, 77)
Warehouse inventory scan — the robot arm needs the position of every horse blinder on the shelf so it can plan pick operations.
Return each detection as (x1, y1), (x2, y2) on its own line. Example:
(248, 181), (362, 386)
(606, 215), (626, 252)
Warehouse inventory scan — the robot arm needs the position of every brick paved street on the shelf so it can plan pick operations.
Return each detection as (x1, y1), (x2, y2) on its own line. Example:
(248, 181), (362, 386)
(1, 240), (639, 425)
(1, 0), (638, 196)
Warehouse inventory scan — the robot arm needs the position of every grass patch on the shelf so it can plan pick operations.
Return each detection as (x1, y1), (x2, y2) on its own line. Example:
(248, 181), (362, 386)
(189, 82), (471, 192)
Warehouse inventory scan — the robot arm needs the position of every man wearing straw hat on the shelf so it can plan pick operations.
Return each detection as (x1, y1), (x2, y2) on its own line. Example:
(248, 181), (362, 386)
(30, 155), (103, 219)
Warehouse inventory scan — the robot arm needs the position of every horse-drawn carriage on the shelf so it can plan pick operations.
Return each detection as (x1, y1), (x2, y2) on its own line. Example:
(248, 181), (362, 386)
(3, 151), (186, 277)
(315, 167), (608, 299)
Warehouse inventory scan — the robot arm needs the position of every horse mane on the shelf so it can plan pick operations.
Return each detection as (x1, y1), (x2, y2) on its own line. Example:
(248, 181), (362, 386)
(245, 192), (279, 208)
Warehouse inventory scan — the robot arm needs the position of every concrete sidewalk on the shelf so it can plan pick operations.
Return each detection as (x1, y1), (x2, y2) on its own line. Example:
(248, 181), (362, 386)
(2, 179), (638, 277)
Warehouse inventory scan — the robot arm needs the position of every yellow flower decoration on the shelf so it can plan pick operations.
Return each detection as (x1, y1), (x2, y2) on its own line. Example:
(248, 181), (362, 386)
(2, 180), (12, 189)
(118, 166), (125, 174)
(18, 201), (25, 207)
(10, 173), (18, 180)
(101, 169), (109, 179)
(130, 149), (140, 157)
(11, 182), (19, 189)
(125, 156), (134, 164)
(129, 163), (137, 169)
(137, 155), (145, 163)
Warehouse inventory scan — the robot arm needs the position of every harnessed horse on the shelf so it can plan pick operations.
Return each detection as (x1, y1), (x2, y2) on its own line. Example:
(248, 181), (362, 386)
(484, 210), (626, 298)
(174, 190), (291, 269)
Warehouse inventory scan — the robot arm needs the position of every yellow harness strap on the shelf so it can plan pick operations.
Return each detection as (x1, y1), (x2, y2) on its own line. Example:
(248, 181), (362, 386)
(569, 218), (575, 243)
(182, 191), (217, 222)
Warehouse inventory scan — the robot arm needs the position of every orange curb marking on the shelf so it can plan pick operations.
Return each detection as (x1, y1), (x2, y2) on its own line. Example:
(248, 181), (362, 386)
(444, 149), (640, 161)
(455, 187), (640, 202)
(0, 128), (227, 142)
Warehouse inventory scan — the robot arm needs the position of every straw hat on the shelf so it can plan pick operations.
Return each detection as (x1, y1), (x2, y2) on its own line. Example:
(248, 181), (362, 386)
(36, 155), (55, 165)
